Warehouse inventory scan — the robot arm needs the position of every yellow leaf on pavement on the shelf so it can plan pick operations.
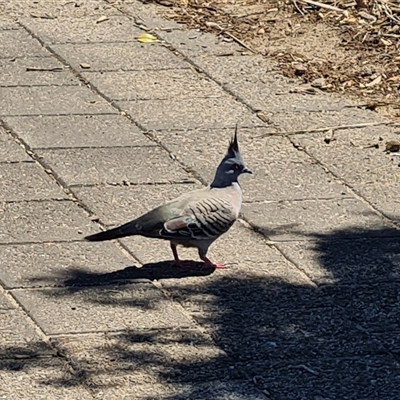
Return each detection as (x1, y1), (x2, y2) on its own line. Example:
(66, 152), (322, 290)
(137, 33), (159, 43)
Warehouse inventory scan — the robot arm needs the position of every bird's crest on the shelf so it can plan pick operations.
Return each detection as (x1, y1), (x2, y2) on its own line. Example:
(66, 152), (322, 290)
(227, 124), (240, 156)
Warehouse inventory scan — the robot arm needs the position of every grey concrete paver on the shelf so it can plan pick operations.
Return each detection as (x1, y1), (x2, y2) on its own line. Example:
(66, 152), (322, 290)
(156, 128), (349, 201)
(53, 330), (225, 384)
(0, 162), (67, 201)
(0, 86), (114, 116)
(0, 358), (93, 400)
(3, 0), (119, 19)
(4, 114), (148, 148)
(353, 182), (400, 221)
(0, 307), (52, 358)
(193, 55), (353, 113)
(0, 200), (96, 243)
(0, 30), (48, 59)
(156, 28), (242, 58)
(269, 107), (389, 132)
(276, 237), (400, 285)
(38, 147), (191, 186)
(118, 97), (261, 130)
(20, 15), (143, 44)
(0, 57), (79, 86)
(82, 69), (227, 100)
(254, 355), (400, 400)
(92, 381), (268, 400)
(291, 127), (400, 184)
(0, 126), (31, 161)
(51, 42), (188, 72)
(12, 283), (194, 334)
(0, 242), (133, 289)
(242, 198), (398, 241)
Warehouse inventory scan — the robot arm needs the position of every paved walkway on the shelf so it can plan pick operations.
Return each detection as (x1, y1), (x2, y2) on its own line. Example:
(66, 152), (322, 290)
(1, 1), (400, 399)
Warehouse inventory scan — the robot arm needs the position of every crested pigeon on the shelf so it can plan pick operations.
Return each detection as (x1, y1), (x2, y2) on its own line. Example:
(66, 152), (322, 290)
(84, 127), (252, 269)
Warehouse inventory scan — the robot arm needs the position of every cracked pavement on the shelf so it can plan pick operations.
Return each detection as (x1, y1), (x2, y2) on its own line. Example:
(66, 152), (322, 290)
(1, 1), (400, 399)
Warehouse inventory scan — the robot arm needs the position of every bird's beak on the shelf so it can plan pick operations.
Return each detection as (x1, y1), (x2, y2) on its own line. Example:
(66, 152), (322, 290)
(242, 166), (253, 174)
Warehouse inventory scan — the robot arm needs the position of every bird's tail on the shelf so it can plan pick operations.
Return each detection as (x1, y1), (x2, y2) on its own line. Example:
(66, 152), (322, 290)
(84, 221), (139, 242)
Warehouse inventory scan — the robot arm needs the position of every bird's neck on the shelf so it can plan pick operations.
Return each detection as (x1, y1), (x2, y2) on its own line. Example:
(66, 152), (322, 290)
(210, 176), (238, 189)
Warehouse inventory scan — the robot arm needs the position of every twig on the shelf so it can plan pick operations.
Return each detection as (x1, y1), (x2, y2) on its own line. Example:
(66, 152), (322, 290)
(254, 121), (398, 138)
(298, 0), (346, 13)
(292, 0), (305, 15)
(224, 32), (257, 53)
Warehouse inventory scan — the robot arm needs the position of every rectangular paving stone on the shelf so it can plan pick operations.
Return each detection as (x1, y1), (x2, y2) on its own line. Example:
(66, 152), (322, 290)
(156, 129), (348, 201)
(0, 57), (79, 86)
(0, 126), (30, 161)
(5, 0), (119, 19)
(270, 107), (389, 133)
(51, 42), (187, 72)
(255, 355), (400, 400)
(91, 381), (267, 400)
(20, 15), (142, 44)
(53, 330), (226, 387)
(82, 69), (225, 101)
(38, 147), (190, 186)
(354, 182), (400, 221)
(0, 241), (134, 289)
(0, 162), (67, 201)
(0, 200), (96, 243)
(0, 86), (114, 116)
(4, 115), (148, 148)
(194, 55), (352, 112)
(156, 29), (241, 57)
(242, 198), (397, 242)
(0, 308), (52, 358)
(118, 97), (261, 130)
(0, 30), (48, 58)
(12, 283), (193, 334)
(0, 358), (93, 399)
(291, 127), (400, 185)
(276, 237), (400, 285)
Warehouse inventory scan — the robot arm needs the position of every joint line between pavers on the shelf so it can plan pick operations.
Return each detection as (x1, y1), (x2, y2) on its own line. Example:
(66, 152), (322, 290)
(0, 112), (119, 118)
(0, 239), (86, 247)
(243, 196), (355, 204)
(1, 197), (71, 205)
(68, 180), (199, 189)
(33, 144), (157, 151)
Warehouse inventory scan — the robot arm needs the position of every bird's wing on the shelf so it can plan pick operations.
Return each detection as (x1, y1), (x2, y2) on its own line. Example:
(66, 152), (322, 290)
(160, 197), (236, 240)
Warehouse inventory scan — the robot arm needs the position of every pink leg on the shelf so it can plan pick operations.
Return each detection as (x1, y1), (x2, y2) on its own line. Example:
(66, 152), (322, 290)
(199, 254), (227, 269)
(170, 243), (193, 268)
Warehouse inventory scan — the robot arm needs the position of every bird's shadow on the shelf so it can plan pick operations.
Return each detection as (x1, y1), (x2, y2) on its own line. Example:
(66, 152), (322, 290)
(43, 260), (215, 289)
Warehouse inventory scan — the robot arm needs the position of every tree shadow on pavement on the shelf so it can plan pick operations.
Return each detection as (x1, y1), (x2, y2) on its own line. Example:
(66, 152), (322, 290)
(2, 226), (400, 399)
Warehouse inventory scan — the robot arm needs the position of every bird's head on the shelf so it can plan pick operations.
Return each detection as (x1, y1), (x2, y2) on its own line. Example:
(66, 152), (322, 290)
(211, 125), (252, 188)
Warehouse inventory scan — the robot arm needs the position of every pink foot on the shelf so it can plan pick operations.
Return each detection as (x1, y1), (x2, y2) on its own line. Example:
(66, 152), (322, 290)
(204, 262), (227, 269)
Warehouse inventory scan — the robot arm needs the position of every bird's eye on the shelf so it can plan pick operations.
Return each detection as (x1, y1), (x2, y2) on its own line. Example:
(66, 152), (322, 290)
(232, 164), (240, 171)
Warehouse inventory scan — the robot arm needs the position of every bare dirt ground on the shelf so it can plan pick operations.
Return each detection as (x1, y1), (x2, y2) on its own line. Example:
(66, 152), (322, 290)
(149, 0), (400, 120)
